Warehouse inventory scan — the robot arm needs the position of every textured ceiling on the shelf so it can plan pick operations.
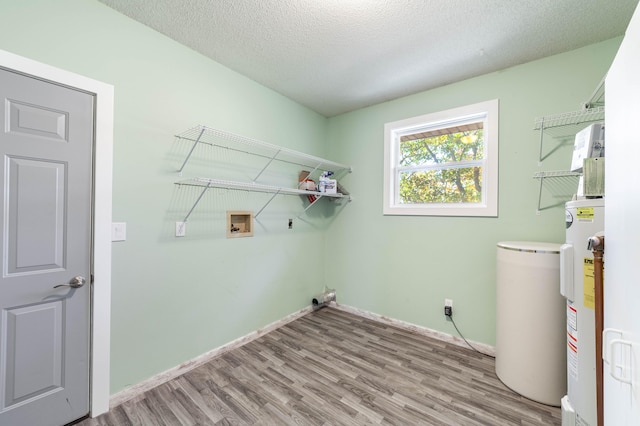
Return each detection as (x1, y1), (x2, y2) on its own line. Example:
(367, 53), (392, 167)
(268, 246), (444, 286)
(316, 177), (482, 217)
(98, 0), (639, 117)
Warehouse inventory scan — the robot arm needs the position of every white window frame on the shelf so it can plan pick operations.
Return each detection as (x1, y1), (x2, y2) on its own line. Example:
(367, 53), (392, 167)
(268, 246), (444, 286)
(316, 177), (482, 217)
(383, 99), (499, 217)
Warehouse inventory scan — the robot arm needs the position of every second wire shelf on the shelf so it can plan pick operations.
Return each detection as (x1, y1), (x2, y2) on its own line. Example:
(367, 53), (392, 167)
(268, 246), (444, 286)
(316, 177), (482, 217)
(533, 171), (582, 212)
(176, 177), (351, 222)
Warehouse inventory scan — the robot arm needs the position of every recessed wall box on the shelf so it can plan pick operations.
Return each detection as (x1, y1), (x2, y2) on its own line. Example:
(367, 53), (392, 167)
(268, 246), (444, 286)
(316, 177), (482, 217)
(226, 210), (254, 238)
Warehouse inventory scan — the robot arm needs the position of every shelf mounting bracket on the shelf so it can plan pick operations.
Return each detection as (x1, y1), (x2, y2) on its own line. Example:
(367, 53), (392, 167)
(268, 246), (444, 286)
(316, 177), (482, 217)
(537, 117), (545, 165)
(253, 149), (281, 183)
(536, 178), (544, 214)
(182, 181), (212, 223)
(297, 195), (324, 218)
(255, 188), (281, 218)
(178, 127), (206, 174)
(297, 163), (322, 189)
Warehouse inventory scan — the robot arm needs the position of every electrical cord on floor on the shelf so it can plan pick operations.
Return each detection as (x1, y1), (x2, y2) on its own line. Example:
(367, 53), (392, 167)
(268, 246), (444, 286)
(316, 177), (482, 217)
(449, 315), (494, 358)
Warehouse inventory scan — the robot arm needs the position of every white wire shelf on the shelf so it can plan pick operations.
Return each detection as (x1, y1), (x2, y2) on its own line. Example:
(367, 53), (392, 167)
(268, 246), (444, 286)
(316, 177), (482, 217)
(533, 170), (582, 212)
(174, 125), (352, 225)
(534, 106), (605, 131)
(176, 125), (352, 176)
(533, 106), (605, 163)
(175, 178), (351, 222)
(176, 177), (350, 199)
(531, 77), (604, 210)
(533, 171), (582, 179)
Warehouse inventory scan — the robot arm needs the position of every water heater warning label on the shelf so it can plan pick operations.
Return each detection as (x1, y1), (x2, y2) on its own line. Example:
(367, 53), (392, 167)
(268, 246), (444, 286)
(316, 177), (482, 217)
(567, 303), (578, 380)
(583, 258), (596, 309)
(576, 207), (595, 222)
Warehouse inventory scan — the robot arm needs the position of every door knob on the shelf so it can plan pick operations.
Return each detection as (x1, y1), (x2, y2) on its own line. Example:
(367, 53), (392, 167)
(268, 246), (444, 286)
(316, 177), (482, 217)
(53, 276), (86, 289)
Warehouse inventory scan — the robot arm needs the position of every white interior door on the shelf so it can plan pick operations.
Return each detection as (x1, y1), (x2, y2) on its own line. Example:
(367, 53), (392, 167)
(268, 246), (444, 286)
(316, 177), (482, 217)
(604, 2), (640, 424)
(0, 67), (94, 426)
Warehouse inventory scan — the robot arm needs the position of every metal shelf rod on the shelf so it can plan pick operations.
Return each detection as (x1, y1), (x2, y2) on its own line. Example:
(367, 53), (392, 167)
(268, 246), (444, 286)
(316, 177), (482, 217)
(583, 74), (606, 109)
(182, 181), (212, 222)
(536, 178), (544, 214)
(178, 127), (205, 174)
(538, 117), (545, 164)
(252, 149), (281, 183)
(298, 195), (324, 218)
(255, 189), (281, 218)
(297, 163), (322, 189)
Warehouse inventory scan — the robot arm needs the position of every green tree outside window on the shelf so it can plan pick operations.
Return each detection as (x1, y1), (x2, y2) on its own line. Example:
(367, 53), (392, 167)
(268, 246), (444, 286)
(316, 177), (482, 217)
(398, 129), (484, 204)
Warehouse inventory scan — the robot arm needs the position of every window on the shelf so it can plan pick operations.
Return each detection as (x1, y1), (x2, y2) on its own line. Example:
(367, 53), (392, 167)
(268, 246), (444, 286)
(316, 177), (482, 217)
(383, 99), (499, 216)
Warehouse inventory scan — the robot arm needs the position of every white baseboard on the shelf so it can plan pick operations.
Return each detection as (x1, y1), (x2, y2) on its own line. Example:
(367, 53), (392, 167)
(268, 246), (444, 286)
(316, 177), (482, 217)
(108, 302), (495, 411)
(330, 303), (495, 357)
(109, 305), (313, 409)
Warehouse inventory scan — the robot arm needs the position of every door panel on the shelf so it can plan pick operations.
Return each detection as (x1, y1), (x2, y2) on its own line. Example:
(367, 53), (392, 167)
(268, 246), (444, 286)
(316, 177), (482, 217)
(0, 68), (93, 425)
(6, 157), (66, 274)
(7, 99), (69, 142)
(3, 301), (63, 408)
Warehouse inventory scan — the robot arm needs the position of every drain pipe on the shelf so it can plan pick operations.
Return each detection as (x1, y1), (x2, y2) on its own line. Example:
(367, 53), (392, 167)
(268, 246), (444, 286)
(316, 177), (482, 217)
(589, 235), (605, 426)
(312, 289), (336, 310)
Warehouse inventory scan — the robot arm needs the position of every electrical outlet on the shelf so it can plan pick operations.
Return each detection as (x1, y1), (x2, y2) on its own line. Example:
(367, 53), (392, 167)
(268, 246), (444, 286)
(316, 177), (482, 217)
(175, 221), (186, 237)
(444, 298), (453, 317)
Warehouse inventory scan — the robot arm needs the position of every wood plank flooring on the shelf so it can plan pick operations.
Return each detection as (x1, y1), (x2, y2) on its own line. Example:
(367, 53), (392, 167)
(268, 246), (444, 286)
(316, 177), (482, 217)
(77, 308), (560, 425)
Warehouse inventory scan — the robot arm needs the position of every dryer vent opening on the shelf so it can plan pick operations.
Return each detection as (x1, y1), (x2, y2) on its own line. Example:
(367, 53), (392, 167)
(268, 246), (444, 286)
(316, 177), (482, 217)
(312, 289), (336, 310)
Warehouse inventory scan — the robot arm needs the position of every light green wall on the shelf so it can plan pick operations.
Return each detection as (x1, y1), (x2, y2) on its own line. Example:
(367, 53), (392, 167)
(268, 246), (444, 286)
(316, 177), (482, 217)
(0, 0), (622, 397)
(325, 38), (620, 346)
(0, 0), (330, 394)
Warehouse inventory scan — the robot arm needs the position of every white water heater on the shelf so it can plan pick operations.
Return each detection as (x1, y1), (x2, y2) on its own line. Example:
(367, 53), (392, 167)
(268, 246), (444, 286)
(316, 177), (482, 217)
(560, 198), (604, 426)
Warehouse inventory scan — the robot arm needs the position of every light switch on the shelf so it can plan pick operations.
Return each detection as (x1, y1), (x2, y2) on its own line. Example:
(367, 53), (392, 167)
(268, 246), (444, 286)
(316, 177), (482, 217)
(112, 222), (127, 242)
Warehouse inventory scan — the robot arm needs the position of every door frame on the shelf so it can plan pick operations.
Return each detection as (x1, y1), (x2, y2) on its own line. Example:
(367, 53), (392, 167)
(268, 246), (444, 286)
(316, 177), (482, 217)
(0, 49), (113, 417)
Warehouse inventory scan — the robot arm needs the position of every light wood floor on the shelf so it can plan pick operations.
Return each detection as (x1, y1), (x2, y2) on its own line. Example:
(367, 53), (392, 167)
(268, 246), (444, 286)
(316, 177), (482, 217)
(77, 308), (560, 425)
